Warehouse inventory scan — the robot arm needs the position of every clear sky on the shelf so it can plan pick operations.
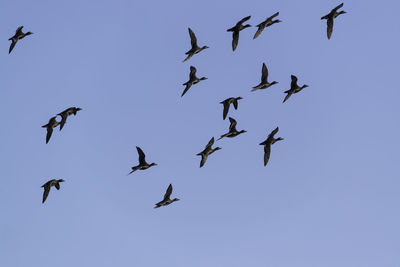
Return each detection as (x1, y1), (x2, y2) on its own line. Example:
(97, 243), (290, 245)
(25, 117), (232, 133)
(1, 0), (400, 266)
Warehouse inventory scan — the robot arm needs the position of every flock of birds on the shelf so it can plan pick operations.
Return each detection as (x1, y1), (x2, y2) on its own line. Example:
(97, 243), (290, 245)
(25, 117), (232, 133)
(8, 3), (346, 207)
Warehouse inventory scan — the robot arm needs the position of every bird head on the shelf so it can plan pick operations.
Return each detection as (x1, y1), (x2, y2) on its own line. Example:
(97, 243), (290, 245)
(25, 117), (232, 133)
(58, 179), (65, 183)
(150, 163), (158, 167)
(200, 77), (208, 81)
(271, 81), (279, 85)
(236, 96), (243, 100)
(172, 198), (180, 202)
(26, 32), (33, 35)
(202, 45), (210, 50)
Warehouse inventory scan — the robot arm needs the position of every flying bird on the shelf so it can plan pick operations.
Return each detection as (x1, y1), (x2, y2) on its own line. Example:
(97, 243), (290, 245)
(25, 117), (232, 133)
(259, 127), (283, 166)
(8, 26), (33, 54)
(42, 116), (60, 144)
(154, 184), (180, 208)
(58, 107), (82, 130)
(196, 137), (221, 168)
(321, 3), (346, 39)
(218, 117), (246, 140)
(283, 75), (309, 103)
(227, 16), (251, 51)
(128, 146), (157, 174)
(41, 179), (65, 203)
(220, 97), (243, 120)
(253, 12), (281, 39)
(183, 28), (209, 62)
(181, 66), (207, 97)
(251, 63), (278, 92)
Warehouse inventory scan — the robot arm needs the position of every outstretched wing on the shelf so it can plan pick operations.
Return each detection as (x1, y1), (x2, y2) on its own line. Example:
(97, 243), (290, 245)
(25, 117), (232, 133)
(222, 101), (230, 120)
(163, 184), (173, 200)
(268, 12), (279, 20)
(332, 3), (344, 13)
(206, 137), (215, 149)
(283, 92), (292, 103)
(200, 154), (208, 168)
(263, 144), (272, 166)
(232, 98), (239, 109)
(15, 26), (23, 35)
(232, 31), (239, 51)
(42, 186), (50, 203)
(46, 127), (53, 144)
(238, 15), (251, 25)
(58, 114), (67, 131)
(290, 75), (298, 89)
(327, 17), (334, 39)
(8, 40), (17, 54)
(181, 83), (192, 97)
(189, 66), (197, 78)
(188, 28), (198, 47)
(136, 146), (146, 164)
(261, 63), (269, 83)
(228, 117), (237, 132)
(253, 25), (264, 39)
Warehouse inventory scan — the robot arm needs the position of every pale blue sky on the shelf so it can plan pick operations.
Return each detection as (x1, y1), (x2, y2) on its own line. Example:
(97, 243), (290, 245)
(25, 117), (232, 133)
(1, 0), (400, 266)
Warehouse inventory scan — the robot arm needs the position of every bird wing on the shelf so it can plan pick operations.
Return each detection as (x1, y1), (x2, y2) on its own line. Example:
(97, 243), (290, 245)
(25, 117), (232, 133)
(206, 137), (215, 148)
(268, 12), (279, 20)
(58, 113), (67, 131)
(9, 40), (17, 54)
(42, 186), (50, 203)
(290, 75), (298, 89)
(46, 127), (53, 144)
(269, 127), (279, 138)
(189, 66), (197, 79)
(163, 184), (173, 200)
(261, 63), (269, 83)
(332, 3), (344, 13)
(222, 101), (230, 120)
(136, 146), (146, 165)
(15, 26), (23, 35)
(253, 26), (264, 39)
(232, 98), (239, 109)
(283, 92), (292, 103)
(200, 154), (208, 168)
(181, 83), (192, 97)
(238, 15), (251, 25)
(54, 182), (60, 190)
(232, 31), (239, 51)
(263, 144), (272, 166)
(182, 53), (193, 62)
(188, 28), (198, 47)
(327, 17), (334, 39)
(228, 117), (237, 132)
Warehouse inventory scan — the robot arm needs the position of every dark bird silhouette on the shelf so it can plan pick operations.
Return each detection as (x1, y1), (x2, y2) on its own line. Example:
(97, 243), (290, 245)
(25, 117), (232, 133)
(259, 127), (283, 166)
(251, 63), (278, 92)
(227, 16), (251, 51)
(321, 3), (346, 39)
(181, 66), (207, 97)
(183, 28), (209, 62)
(8, 26), (33, 54)
(283, 75), (309, 103)
(42, 116), (60, 144)
(41, 179), (65, 203)
(220, 97), (243, 120)
(253, 12), (281, 39)
(196, 137), (221, 168)
(128, 146), (157, 174)
(58, 107), (82, 131)
(218, 117), (246, 140)
(154, 184), (180, 208)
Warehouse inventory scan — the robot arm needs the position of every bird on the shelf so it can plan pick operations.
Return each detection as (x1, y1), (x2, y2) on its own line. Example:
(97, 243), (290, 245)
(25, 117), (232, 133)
(42, 116), (60, 144)
(181, 66), (207, 97)
(183, 28), (209, 62)
(196, 137), (221, 168)
(251, 63), (278, 92)
(154, 184), (180, 208)
(321, 3), (346, 39)
(220, 97), (243, 120)
(128, 146), (157, 174)
(253, 12), (281, 39)
(8, 26), (33, 54)
(283, 75), (309, 103)
(227, 16), (251, 51)
(259, 127), (283, 166)
(57, 107), (82, 131)
(41, 179), (65, 203)
(218, 117), (247, 140)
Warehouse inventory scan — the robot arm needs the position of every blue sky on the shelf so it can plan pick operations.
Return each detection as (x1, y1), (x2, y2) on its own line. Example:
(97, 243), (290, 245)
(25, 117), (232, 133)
(1, 0), (400, 266)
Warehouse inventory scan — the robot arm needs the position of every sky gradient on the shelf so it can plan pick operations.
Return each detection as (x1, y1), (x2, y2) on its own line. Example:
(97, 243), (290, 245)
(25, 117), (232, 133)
(1, 0), (400, 266)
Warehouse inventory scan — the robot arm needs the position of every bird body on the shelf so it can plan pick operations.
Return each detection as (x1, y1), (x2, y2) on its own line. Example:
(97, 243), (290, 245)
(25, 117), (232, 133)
(183, 28), (209, 62)
(8, 26), (33, 54)
(154, 184), (180, 208)
(259, 127), (283, 166)
(220, 97), (242, 120)
(129, 146), (157, 174)
(283, 75), (309, 103)
(252, 63), (278, 91)
(253, 12), (281, 39)
(321, 3), (346, 39)
(41, 179), (65, 203)
(197, 137), (221, 168)
(227, 16), (251, 51)
(218, 117), (246, 140)
(58, 107), (82, 130)
(181, 66), (207, 97)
